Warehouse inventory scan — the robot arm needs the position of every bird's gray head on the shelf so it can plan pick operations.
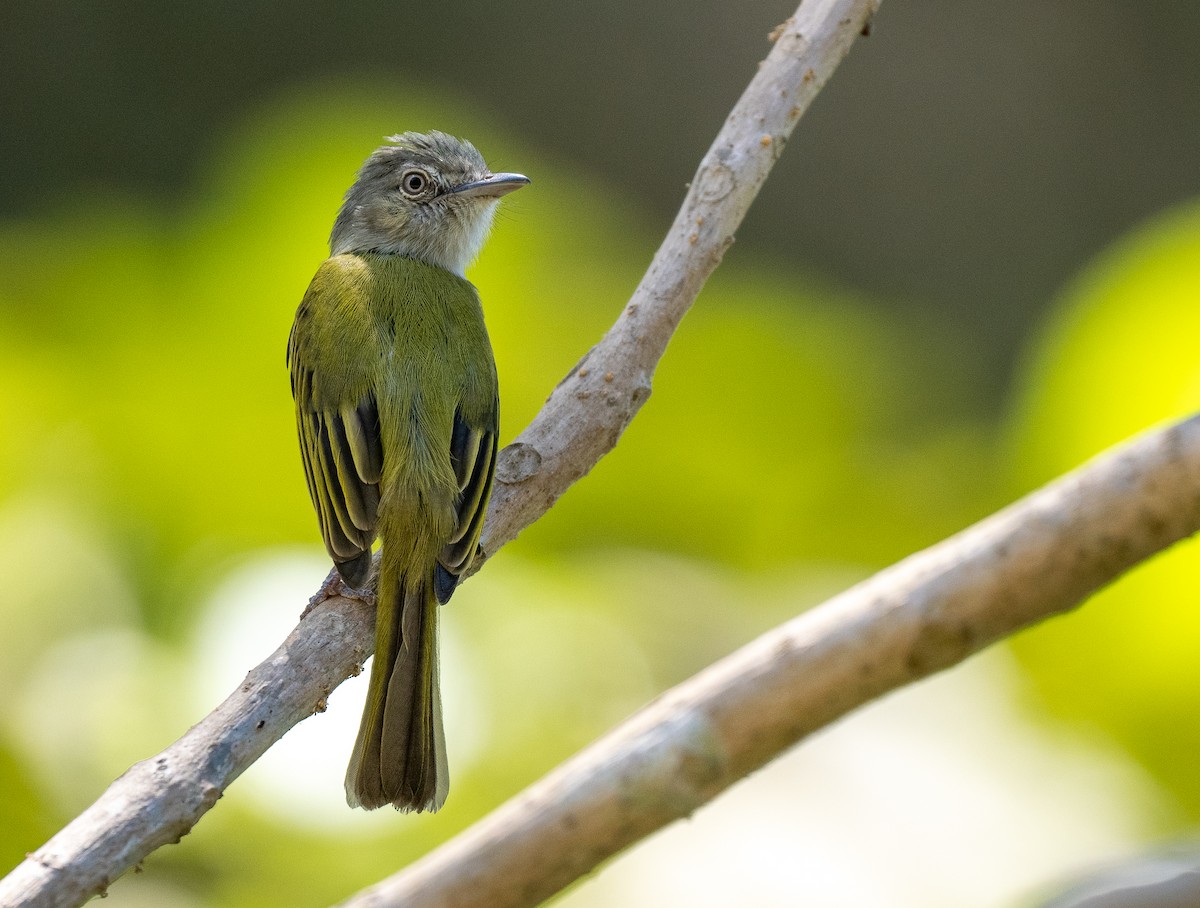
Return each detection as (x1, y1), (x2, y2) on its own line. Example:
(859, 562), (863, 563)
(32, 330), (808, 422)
(329, 131), (529, 276)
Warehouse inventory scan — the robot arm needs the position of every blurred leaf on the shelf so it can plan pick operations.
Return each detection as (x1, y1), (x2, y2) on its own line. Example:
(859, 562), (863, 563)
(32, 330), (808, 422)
(0, 742), (56, 878)
(0, 82), (1008, 904)
(1007, 200), (1200, 820)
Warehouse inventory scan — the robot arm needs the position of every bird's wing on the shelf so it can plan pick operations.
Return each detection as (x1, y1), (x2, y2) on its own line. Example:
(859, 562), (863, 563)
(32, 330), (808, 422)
(288, 257), (383, 586)
(437, 407), (497, 589)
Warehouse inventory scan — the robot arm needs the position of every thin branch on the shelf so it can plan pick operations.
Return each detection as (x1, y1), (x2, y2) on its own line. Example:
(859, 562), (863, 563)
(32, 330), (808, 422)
(0, 1), (878, 906)
(0, 601), (375, 908)
(338, 414), (1200, 908)
(479, 0), (880, 560)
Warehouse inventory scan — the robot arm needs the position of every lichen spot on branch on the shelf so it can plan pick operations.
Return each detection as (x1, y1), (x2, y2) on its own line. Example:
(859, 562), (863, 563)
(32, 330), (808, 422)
(496, 442), (543, 484)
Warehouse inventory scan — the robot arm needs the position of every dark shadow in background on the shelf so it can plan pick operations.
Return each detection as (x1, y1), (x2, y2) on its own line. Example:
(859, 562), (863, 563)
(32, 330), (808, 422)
(3, 1), (1198, 405)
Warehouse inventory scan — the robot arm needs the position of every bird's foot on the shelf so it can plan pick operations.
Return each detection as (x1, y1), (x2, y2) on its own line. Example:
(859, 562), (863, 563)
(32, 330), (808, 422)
(301, 569), (374, 620)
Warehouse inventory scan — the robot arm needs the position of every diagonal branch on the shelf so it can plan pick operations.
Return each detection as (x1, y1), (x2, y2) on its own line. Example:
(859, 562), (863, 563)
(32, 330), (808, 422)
(479, 0), (880, 559)
(336, 413), (1200, 908)
(0, 1), (880, 906)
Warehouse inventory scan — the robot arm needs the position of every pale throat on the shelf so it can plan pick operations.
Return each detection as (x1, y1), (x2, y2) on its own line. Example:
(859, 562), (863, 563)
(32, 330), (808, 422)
(330, 199), (500, 277)
(436, 200), (499, 277)
(328, 197), (501, 279)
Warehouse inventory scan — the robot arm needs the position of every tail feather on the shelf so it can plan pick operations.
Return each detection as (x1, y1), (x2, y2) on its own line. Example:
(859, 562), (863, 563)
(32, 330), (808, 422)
(345, 561), (447, 811)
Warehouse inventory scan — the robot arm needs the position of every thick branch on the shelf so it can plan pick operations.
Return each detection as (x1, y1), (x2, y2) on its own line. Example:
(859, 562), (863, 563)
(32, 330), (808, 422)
(339, 414), (1200, 908)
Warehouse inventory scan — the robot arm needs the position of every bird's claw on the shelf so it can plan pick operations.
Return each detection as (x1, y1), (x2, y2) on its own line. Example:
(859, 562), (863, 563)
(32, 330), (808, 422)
(301, 569), (374, 619)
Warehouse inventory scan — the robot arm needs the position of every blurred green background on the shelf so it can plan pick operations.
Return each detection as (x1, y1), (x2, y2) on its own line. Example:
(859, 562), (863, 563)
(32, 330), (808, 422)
(2, 3), (1199, 907)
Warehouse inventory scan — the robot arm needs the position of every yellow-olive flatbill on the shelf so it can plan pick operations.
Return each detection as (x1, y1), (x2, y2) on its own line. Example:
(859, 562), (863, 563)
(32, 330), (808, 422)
(287, 132), (528, 811)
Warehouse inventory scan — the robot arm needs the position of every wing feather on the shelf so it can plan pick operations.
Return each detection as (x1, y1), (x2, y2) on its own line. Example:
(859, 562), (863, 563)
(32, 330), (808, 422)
(289, 258), (383, 578)
(442, 436), (495, 574)
(438, 406), (497, 592)
(327, 409), (377, 531)
(446, 430), (494, 547)
(305, 417), (363, 560)
(290, 255), (497, 595)
(449, 419), (481, 490)
(342, 398), (384, 485)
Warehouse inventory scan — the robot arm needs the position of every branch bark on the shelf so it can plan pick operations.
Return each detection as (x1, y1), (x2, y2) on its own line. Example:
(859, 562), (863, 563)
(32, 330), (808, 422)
(334, 414), (1200, 908)
(2, 4), (880, 906)
(478, 0), (880, 560)
(23, 0), (1191, 906)
(0, 602), (374, 908)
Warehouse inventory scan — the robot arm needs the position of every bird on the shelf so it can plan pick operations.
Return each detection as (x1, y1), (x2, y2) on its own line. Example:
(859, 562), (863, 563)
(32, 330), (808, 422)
(287, 131), (528, 811)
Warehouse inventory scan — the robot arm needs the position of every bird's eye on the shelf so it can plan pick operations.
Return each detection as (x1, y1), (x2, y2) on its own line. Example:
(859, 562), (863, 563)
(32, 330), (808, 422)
(399, 169), (430, 197)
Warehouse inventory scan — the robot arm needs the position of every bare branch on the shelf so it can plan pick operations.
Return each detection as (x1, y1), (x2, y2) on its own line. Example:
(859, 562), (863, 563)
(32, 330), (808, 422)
(480, 0), (881, 559)
(1, 3), (881, 904)
(338, 414), (1200, 908)
(1036, 848), (1200, 907)
(0, 599), (375, 908)
(33, 1), (1195, 906)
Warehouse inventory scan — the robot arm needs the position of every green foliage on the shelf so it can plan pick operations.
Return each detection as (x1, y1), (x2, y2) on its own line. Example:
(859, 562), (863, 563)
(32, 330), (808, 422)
(1, 83), (1197, 903)
(1007, 201), (1200, 818)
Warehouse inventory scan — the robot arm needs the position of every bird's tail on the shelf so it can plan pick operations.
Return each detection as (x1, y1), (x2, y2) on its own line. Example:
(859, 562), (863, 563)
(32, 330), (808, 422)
(345, 555), (447, 812)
